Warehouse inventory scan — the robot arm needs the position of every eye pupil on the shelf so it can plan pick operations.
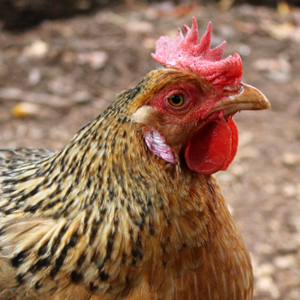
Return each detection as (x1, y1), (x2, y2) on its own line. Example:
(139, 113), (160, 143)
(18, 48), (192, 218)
(171, 95), (182, 105)
(168, 94), (185, 107)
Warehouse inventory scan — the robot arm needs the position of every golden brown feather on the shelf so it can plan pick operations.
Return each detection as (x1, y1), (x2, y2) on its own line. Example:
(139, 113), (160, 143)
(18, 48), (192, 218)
(0, 58), (268, 299)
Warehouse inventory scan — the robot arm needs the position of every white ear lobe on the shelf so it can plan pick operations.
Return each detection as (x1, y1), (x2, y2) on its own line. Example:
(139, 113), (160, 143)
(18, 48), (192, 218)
(144, 129), (178, 165)
(131, 106), (155, 124)
(131, 106), (177, 165)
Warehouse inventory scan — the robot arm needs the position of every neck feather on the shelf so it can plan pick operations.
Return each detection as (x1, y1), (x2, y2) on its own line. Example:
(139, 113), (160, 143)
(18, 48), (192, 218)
(0, 77), (219, 295)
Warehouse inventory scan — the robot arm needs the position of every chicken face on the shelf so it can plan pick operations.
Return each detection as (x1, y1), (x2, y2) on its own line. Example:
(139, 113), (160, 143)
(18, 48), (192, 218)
(132, 69), (269, 175)
(132, 18), (270, 175)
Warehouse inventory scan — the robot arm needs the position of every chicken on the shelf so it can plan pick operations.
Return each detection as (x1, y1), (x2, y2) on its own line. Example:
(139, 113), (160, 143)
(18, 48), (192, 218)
(0, 18), (270, 300)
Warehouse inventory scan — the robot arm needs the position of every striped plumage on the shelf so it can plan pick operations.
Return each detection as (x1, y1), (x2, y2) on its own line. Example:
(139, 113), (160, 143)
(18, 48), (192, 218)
(0, 20), (270, 299)
(0, 69), (255, 300)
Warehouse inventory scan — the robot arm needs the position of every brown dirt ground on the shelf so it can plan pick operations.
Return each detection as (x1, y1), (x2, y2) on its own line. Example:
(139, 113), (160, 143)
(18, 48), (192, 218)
(0, 2), (299, 299)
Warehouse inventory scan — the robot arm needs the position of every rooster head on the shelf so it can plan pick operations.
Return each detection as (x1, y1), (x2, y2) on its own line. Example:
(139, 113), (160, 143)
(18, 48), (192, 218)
(132, 18), (270, 175)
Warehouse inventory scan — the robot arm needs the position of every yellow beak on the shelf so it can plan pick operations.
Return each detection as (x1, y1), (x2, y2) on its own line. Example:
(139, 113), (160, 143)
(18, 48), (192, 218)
(211, 83), (271, 116)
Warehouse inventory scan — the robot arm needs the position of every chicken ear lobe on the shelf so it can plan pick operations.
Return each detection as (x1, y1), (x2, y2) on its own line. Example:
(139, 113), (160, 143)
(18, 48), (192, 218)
(184, 117), (238, 175)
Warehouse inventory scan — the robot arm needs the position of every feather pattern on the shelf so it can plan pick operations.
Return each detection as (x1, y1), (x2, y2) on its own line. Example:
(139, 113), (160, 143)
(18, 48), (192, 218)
(0, 70), (254, 299)
(0, 15), (271, 298)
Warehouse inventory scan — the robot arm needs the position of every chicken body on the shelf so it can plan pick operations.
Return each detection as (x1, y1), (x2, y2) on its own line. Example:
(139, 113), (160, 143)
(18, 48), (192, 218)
(0, 20), (269, 300)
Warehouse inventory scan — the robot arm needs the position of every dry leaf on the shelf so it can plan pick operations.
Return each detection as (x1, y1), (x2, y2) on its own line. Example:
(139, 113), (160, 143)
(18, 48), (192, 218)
(261, 21), (294, 41)
(277, 1), (290, 16)
(12, 103), (41, 118)
(77, 51), (108, 69)
(23, 40), (49, 58)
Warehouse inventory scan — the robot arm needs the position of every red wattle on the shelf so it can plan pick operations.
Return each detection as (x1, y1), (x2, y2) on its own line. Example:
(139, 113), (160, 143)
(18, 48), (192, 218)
(184, 117), (238, 175)
(221, 117), (238, 170)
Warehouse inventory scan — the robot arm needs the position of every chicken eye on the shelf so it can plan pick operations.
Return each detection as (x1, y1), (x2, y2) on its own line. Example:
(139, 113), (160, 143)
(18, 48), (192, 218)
(167, 94), (185, 107)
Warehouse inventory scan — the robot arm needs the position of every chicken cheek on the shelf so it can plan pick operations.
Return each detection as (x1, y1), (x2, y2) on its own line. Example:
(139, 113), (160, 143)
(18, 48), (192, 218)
(184, 117), (238, 175)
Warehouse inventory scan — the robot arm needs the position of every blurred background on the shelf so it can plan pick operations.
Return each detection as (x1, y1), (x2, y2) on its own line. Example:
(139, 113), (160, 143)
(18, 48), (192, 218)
(0, 0), (299, 299)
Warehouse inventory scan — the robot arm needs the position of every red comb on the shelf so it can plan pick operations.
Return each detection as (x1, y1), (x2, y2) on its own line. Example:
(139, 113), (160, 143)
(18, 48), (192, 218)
(152, 18), (243, 87)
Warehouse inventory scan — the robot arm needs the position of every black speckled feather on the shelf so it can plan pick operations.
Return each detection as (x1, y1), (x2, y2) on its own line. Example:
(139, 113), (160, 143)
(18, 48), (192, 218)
(0, 69), (254, 300)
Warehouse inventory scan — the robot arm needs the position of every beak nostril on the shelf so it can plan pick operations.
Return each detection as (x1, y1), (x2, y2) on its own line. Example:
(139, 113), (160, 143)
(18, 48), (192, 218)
(223, 85), (239, 92)
(208, 83), (270, 119)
